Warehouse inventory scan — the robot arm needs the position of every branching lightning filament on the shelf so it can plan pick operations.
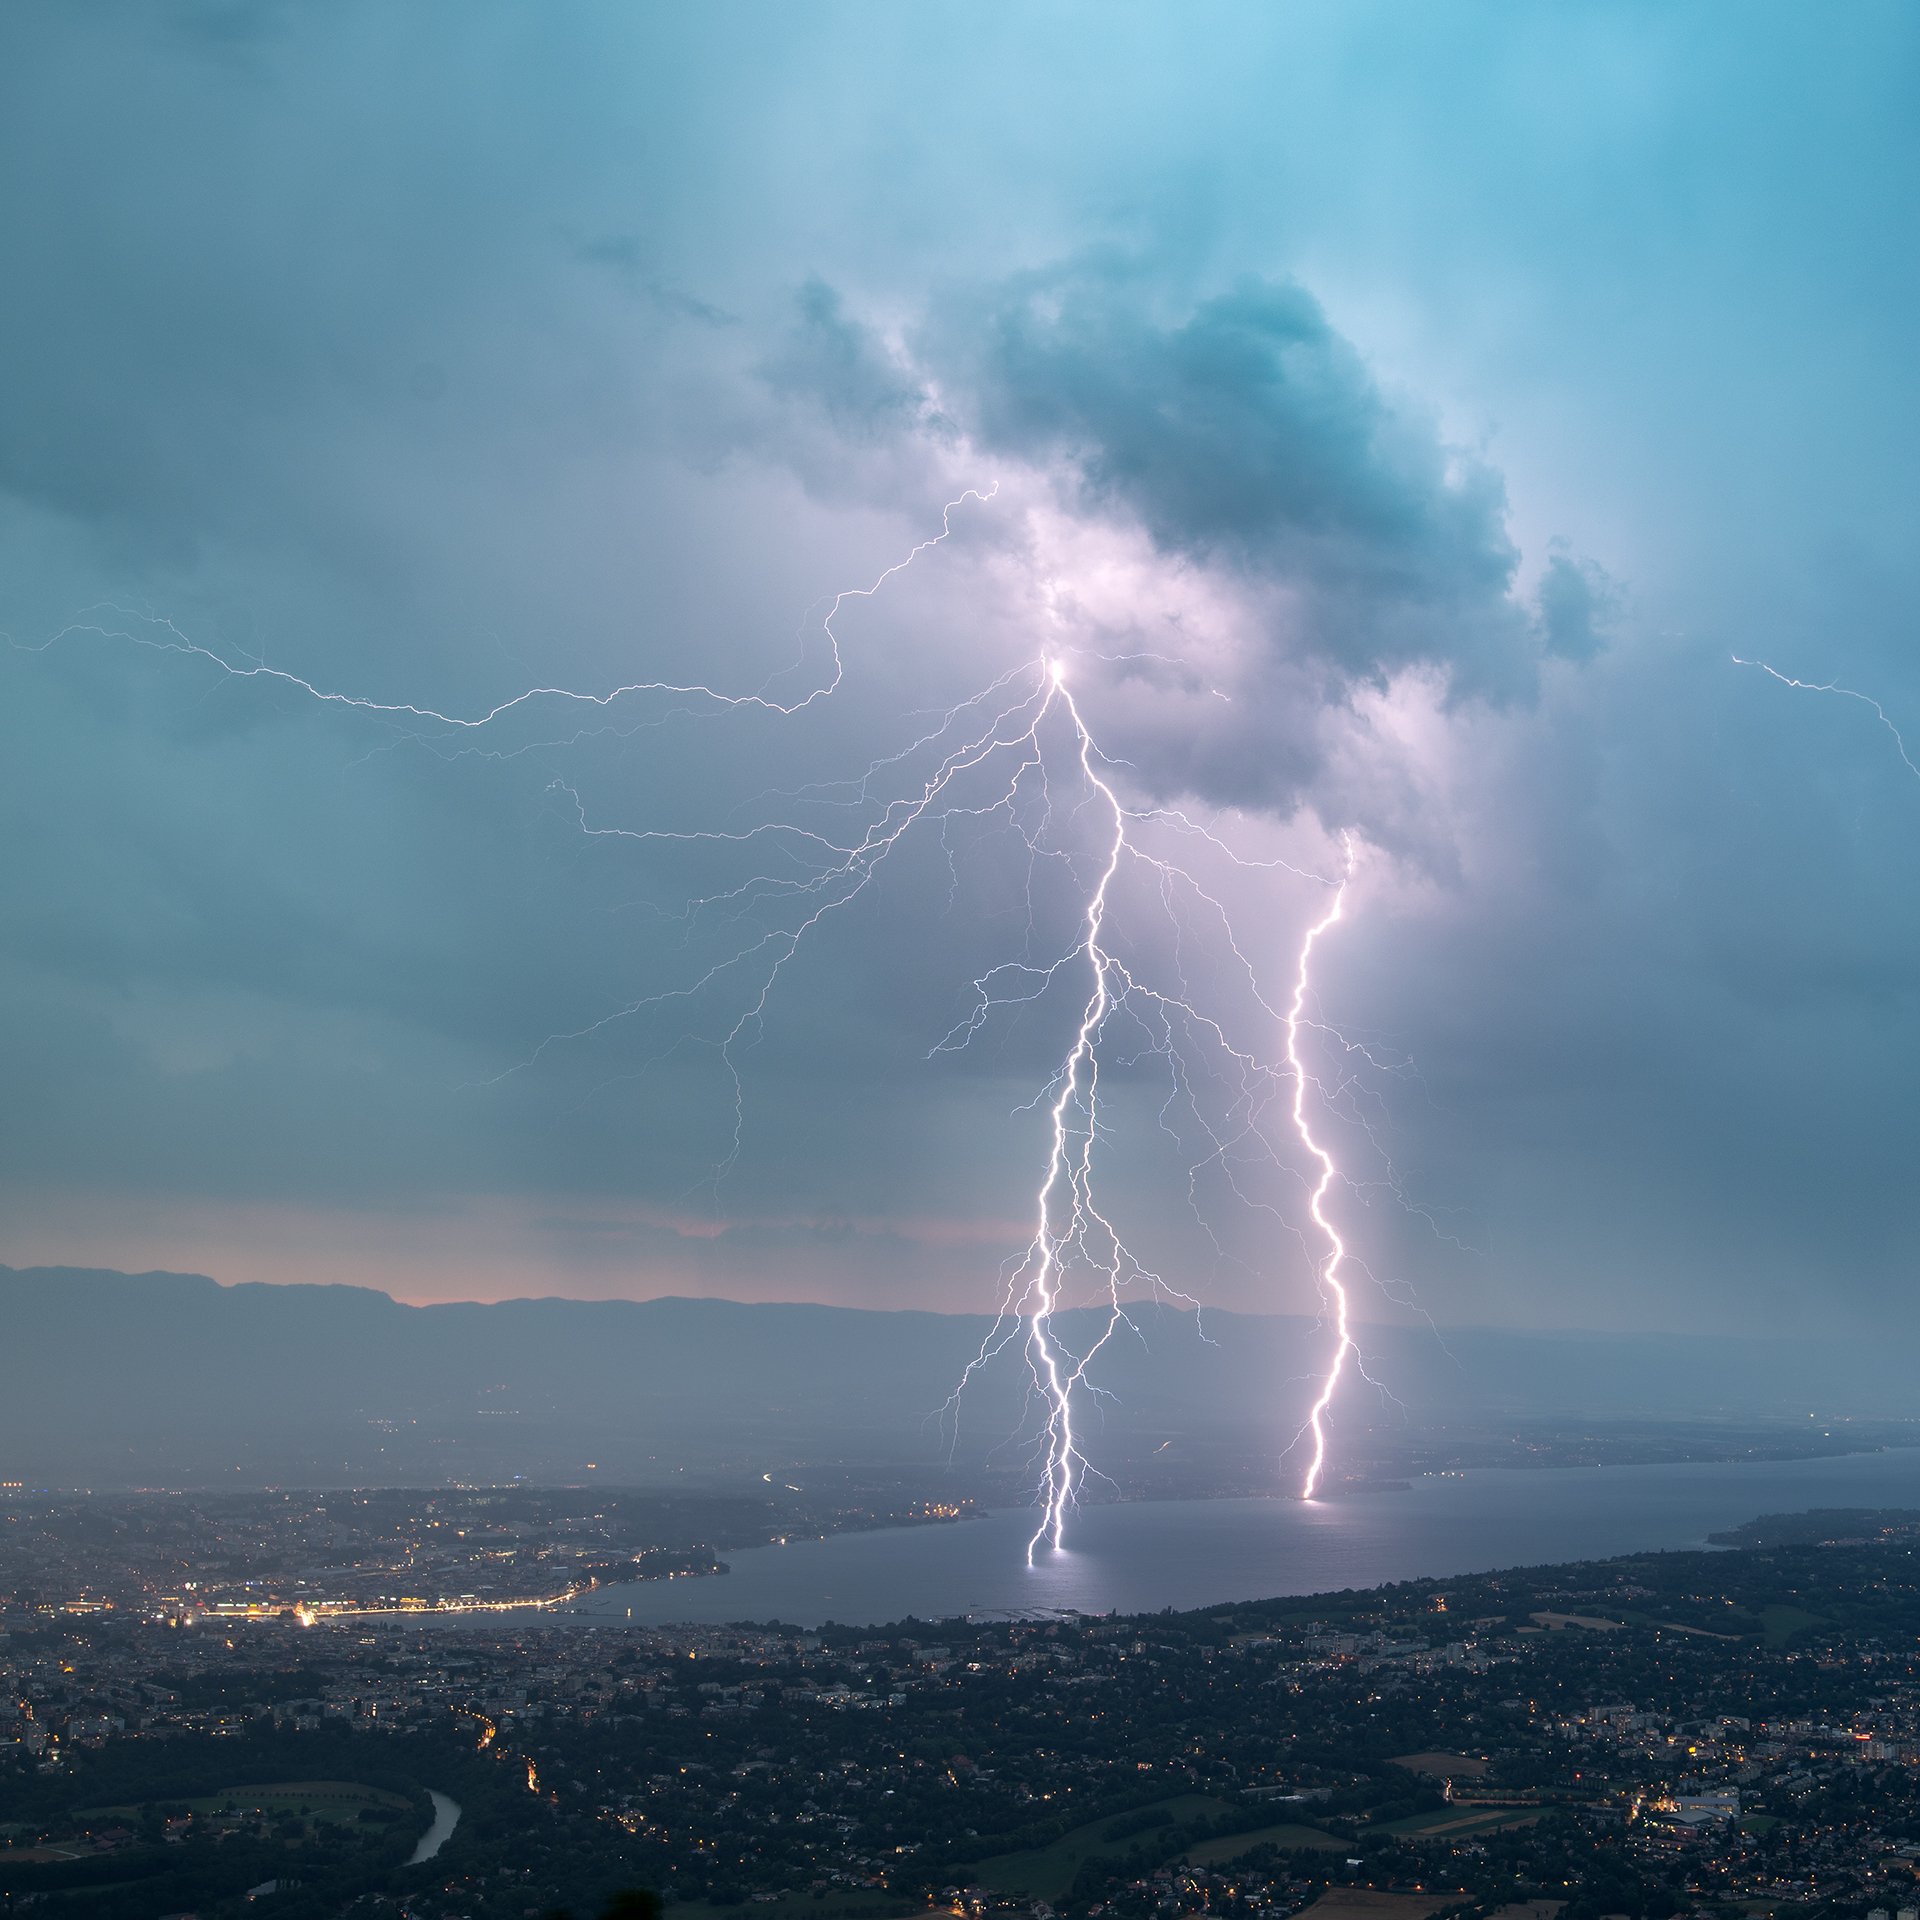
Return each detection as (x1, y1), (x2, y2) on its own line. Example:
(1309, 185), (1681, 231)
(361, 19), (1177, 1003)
(19, 499), (1407, 1550)
(948, 659), (1132, 1562)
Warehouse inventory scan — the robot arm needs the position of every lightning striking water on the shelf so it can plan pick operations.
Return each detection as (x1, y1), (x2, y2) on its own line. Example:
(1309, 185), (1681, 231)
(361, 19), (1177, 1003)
(893, 660), (1372, 1554)
(939, 658), (1150, 1561)
(573, 643), (1339, 1558)
(1733, 654), (1920, 783)
(990, 663), (1124, 1557)
(21, 498), (1404, 1548)
(1284, 838), (1354, 1501)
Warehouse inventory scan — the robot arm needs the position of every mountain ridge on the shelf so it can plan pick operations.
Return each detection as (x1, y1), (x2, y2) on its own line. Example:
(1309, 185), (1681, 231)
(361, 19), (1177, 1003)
(7, 1263), (1911, 1488)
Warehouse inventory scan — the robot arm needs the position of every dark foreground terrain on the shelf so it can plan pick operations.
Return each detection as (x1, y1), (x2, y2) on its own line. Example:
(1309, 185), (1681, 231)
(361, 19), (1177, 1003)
(7, 1507), (1920, 1920)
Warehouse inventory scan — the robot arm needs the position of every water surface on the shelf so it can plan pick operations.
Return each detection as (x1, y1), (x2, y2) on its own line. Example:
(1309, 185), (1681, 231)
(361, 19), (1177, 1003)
(408, 1790), (461, 1865)
(571, 1448), (1920, 1629)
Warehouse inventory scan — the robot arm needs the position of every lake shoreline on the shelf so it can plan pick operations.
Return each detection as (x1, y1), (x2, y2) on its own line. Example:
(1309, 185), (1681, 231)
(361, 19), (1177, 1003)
(563, 1447), (1920, 1631)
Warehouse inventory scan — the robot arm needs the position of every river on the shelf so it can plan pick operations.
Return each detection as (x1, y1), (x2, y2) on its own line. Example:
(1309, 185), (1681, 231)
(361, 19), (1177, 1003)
(568, 1446), (1920, 1629)
(408, 1790), (461, 1865)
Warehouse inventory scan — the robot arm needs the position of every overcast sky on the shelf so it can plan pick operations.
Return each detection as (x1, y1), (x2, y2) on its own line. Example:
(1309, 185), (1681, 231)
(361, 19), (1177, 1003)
(4, 2), (1919, 1341)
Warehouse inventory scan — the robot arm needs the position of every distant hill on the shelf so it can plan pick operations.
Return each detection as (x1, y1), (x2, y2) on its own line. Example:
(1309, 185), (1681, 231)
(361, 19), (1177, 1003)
(2, 1264), (1911, 1488)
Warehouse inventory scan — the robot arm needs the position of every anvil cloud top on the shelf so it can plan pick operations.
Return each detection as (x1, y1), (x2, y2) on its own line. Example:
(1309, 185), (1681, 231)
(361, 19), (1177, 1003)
(4, 2), (1920, 1363)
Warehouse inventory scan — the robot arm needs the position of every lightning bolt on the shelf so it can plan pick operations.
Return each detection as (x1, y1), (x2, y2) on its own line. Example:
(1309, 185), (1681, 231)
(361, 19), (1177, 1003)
(18, 493), (1414, 1550)
(1283, 835), (1355, 1501)
(949, 659), (1135, 1562)
(1733, 654), (1920, 783)
(928, 667), (1388, 1553)
(549, 646), (1376, 1550)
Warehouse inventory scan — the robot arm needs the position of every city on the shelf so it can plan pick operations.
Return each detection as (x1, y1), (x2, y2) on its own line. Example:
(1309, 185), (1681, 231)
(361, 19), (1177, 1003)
(0, 1484), (976, 1624)
(6, 1500), (1920, 1919)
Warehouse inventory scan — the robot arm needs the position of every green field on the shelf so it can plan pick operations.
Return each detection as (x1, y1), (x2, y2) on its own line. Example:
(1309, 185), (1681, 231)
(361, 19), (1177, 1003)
(972, 1794), (1234, 1898)
(1182, 1822), (1347, 1865)
(1379, 1805), (1541, 1839)
(84, 1778), (413, 1840)
(670, 1894), (916, 1920)
(1297, 1894), (1458, 1920)
(1757, 1603), (1825, 1647)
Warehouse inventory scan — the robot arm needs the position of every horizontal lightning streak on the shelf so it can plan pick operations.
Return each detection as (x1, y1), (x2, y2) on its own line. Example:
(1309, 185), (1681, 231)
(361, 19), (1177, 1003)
(16, 488), (997, 734)
(1733, 654), (1920, 783)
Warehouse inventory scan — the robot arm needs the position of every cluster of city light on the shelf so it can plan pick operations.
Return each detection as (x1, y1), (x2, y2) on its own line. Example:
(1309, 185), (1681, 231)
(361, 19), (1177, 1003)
(24, 496), (1387, 1545)
(201, 1582), (595, 1626)
(172, 1573), (600, 1626)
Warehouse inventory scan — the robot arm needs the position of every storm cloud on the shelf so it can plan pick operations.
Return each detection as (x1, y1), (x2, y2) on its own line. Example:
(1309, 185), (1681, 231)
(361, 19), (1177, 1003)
(3, 2), (1919, 1350)
(919, 264), (1532, 691)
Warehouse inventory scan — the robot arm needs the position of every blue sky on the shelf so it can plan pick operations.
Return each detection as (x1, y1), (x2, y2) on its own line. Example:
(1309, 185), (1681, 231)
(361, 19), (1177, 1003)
(4, 2), (1919, 1341)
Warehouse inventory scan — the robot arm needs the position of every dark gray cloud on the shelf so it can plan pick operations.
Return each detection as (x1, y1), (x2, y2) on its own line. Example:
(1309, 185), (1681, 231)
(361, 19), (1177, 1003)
(762, 279), (931, 443)
(916, 260), (1532, 698)
(751, 262), (1626, 833)
(1534, 543), (1619, 662)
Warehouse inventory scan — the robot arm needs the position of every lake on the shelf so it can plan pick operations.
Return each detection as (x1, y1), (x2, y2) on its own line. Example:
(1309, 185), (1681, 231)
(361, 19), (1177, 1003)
(569, 1447), (1920, 1629)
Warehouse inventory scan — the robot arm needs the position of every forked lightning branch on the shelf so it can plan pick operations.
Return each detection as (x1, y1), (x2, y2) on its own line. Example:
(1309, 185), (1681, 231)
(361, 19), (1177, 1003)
(21, 496), (1388, 1551)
